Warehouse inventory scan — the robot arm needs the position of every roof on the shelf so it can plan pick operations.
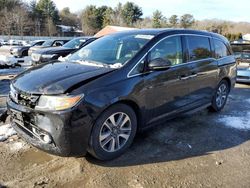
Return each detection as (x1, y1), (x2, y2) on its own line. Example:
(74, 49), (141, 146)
(97, 28), (227, 41)
(94, 26), (137, 37)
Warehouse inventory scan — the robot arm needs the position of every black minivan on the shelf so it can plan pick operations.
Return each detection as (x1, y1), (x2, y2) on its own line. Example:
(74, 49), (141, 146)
(7, 29), (236, 160)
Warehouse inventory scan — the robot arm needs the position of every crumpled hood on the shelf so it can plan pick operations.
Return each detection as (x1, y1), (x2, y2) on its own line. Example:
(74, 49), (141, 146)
(12, 61), (113, 94)
(35, 47), (73, 55)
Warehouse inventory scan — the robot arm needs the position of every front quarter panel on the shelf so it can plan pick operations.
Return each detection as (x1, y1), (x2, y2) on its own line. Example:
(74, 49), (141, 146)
(81, 76), (146, 127)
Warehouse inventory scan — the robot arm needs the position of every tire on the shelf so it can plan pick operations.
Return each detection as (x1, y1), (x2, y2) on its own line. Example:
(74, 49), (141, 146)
(89, 104), (137, 160)
(209, 80), (229, 112)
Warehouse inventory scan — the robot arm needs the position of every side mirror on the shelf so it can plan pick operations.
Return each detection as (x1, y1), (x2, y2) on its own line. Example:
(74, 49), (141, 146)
(148, 58), (172, 71)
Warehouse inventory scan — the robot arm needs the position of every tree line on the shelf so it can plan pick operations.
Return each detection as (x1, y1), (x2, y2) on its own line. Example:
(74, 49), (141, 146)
(0, 0), (247, 41)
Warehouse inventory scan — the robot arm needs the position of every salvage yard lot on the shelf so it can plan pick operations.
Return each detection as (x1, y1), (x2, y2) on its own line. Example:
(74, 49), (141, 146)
(0, 77), (250, 187)
(0, 46), (250, 188)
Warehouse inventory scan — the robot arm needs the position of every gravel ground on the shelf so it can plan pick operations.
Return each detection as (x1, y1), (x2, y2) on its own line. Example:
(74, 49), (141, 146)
(0, 83), (249, 188)
(0, 46), (250, 187)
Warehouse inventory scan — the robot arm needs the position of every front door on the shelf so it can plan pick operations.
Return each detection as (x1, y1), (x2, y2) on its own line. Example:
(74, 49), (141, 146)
(142, 35), (193, 125)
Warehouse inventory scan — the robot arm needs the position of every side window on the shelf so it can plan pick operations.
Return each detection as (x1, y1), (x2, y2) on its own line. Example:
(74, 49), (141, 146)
(53, 41), (63, 46)
(35, 41), (44, 46)
(149, 36), (183, 66)
(186, 36), (212, 61)
(214, 40), (231, 59)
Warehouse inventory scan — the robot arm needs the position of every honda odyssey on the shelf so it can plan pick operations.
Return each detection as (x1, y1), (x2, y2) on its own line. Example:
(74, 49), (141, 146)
(7, 29), (236, 160)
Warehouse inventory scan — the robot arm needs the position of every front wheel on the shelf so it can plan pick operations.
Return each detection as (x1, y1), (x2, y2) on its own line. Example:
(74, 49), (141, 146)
(89, 104), (137, 160)
(209, 80), (229, 112)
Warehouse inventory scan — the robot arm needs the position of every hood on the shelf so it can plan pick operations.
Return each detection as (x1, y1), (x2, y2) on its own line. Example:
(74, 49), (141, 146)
(12, 61), (114, 95)
(29, 46), (45, 52)
(34, 47), (72, 55)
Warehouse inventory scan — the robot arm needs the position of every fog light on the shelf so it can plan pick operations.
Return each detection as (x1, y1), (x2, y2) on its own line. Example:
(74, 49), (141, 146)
(32, 127), (52, 144)
(41, 134), (52, 144)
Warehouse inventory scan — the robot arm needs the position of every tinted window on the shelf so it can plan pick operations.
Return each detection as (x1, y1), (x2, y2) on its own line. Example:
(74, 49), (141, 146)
(187, 36), (212, 61)
(149, 36), (183, 66)
(214, 40), (231, 59)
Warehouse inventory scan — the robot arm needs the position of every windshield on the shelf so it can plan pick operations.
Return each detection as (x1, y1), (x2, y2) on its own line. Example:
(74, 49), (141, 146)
(68, 34), (154, 65)
(42, 40), (54, 47)
(63, 38), (86, 49)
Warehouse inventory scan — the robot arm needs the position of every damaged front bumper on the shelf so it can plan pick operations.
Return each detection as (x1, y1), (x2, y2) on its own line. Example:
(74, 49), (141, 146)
(6, 97), (93, 157)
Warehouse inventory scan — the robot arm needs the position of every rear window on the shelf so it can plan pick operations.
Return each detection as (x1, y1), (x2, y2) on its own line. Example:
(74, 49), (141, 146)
(186, 36), (212, 61)
(214, 39), (231, 59)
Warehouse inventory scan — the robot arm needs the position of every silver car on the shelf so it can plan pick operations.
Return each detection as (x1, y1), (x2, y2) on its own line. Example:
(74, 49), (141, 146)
(235, 51), (250, 83)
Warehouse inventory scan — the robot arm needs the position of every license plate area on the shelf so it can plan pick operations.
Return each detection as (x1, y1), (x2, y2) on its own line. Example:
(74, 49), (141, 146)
(10, 109), (24, 126)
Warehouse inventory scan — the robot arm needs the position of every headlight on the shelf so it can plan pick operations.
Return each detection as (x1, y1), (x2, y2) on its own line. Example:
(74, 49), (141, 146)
(35, 95), (83, 111)
(12, 48), (19, 52)
(41, 54), (56, 59)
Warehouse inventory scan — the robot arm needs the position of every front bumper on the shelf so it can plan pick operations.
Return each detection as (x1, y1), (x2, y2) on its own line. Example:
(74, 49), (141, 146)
(237, 69), (250, 83)
(7, 97), (94, 157)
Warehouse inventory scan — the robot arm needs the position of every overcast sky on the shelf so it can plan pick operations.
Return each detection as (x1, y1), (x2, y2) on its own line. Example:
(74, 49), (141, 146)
(28, 0), (250, 22)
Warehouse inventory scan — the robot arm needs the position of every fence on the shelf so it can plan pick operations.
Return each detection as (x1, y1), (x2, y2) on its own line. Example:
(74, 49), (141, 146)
(0, 35), (75, 41)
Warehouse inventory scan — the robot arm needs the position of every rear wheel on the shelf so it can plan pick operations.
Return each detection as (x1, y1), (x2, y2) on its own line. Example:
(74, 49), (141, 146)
(89, 104), (137, 160)
(209, 80), (229, 112)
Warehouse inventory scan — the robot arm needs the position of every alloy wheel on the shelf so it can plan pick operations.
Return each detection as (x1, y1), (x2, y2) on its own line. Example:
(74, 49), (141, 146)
(216, 83), (228, 108)
(99, 112), (132, 152)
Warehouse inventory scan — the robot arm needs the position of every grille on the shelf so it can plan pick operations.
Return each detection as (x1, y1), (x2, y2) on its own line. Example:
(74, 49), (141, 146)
(31, 53), (41, 61)
(10, 85), (39, 108)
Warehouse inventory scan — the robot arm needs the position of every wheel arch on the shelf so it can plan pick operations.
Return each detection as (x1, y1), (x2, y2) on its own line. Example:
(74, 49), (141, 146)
(109, 99), (143, 130)
(220, 77), (231, 92)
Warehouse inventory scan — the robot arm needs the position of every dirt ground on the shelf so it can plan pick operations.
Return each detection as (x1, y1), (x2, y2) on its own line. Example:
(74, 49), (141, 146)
(0, 83), (249, 188)
(0, 45), (250, 188)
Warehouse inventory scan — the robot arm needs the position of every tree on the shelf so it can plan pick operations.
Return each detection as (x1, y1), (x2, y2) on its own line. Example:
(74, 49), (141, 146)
(81, 5), (100, 35)
(36, 0), (60, 35)
(0, 1), (32, 36)
(121, 2), (142, 26)
(0, 0), (21, 11)
(110, 3), (124, 26)
(152, 10), (163, 28)
(180, 14), (194, 28)
(103, 7), (115, 27)
(36, 0), (59, 23)
(169, 15), (178, 27)
(59, 7), (78, 27)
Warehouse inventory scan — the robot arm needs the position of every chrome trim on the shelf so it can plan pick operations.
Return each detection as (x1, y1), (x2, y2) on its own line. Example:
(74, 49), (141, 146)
(127, 33), (233, 78)
(180, 74), (197, 80)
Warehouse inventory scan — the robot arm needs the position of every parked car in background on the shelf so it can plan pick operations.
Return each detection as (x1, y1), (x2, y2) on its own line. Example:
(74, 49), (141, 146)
(31, 37), (96, 64)
(7, 29), (236, 160)
(28, 39), (69, 56)
(10, 40), (45, 58)
(0, 40), (8, 46)
(231, 42), (250, 83)
(235, 51), (250, 83)
(8, 40), (28, 46)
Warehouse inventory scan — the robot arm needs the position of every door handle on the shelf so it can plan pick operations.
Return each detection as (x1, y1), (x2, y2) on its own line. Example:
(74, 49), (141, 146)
(188, 74), (197, 78)
(179, 76), (190, 80)
(179, 74), (197, 80)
